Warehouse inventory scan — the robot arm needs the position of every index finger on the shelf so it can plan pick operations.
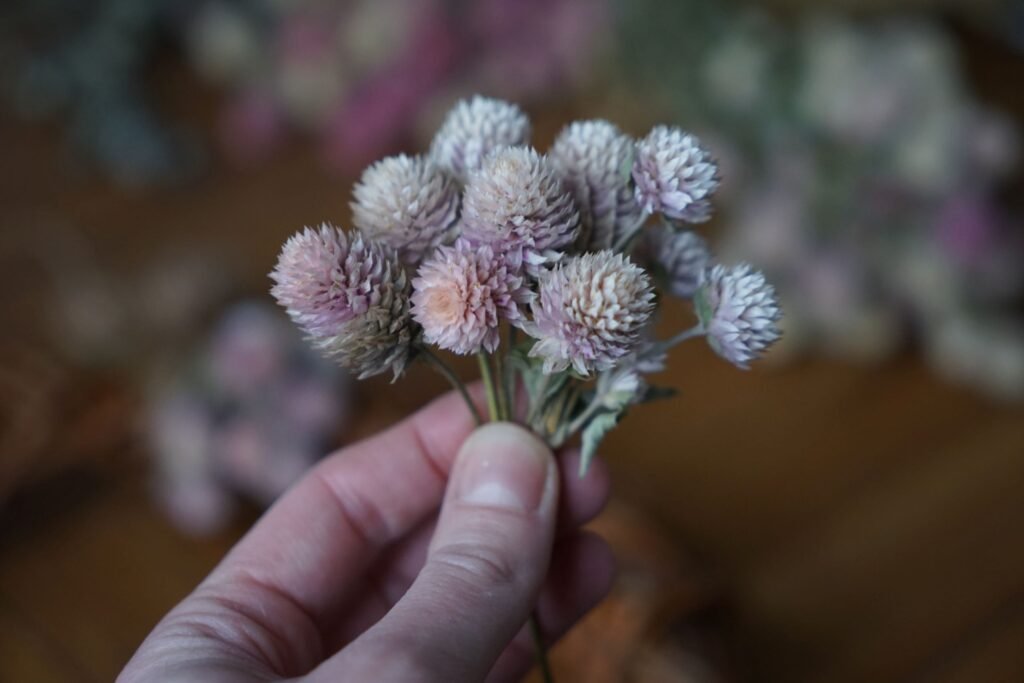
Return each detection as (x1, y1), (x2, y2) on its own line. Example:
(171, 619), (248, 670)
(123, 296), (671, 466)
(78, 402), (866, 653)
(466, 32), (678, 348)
(207, 386), (483, 631)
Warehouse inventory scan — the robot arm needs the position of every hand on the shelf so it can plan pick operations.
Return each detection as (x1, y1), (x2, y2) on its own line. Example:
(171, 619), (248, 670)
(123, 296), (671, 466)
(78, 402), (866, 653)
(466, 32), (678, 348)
(120, 389), (614, 682)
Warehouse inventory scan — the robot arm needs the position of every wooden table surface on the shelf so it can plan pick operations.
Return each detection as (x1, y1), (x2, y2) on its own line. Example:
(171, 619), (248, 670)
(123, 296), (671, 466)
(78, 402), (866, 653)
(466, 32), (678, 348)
(2, 65), (1024, 682)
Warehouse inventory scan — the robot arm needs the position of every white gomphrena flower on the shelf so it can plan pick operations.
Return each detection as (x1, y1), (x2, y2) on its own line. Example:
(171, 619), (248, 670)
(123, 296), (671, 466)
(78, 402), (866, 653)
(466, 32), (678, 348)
(270, 224), (414, 379)
(528, 251), (655, 375)
(429, 95), (531, 183)
(633, 125), (719, 223)
(549, 119), (642, 251)
(643, 225), (711, 298)
(461, 146), (580, 276)
(351, 154), (459, 265)
(696, 263), (782, 369)
(412, 240), (532, 355)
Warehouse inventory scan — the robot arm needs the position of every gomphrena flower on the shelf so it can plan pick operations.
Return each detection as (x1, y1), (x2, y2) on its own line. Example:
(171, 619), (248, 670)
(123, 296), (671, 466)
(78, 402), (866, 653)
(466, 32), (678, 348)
(643, 226), (711, 299)
(351, 154), (459, 265)
(270, 224), (414, 379)
(550, 120), (642, 251)
(429, 96), (531, 183)
(695, 263), (782, 369)
(528, 251), (655, 375)
(412, 240), (532, 355)
(633, 125), (719, 223)
(461, 146), (580, 276)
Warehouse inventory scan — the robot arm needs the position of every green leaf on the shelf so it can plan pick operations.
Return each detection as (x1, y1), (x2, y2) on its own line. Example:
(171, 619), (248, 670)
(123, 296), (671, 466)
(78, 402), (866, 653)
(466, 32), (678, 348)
(580, 411), (620, 478)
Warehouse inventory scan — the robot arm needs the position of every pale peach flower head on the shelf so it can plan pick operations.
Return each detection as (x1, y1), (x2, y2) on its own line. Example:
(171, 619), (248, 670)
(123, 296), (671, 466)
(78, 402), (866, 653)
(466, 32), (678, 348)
(412, 240), (533, 355)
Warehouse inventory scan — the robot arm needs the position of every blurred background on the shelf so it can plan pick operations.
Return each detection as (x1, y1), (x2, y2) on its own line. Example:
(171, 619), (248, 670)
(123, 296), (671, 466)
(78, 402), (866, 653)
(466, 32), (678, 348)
(2, 0), (1024, 680)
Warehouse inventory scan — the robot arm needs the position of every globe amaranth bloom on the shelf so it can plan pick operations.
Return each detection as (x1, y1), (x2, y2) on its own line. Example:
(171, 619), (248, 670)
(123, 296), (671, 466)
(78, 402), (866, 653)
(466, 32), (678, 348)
(351, 154), (459, 265)
(429, 95), (531, 183)
(632, 125), (719, 223)
(695, 263), (782, 369)
(411, 240), (533, 355)
(461, 146), (580, 276)
(549, 119), (642, 251)
(527, 251), (655, 375)
(643, 226), (711, 299)
(270, 224), (414, 379)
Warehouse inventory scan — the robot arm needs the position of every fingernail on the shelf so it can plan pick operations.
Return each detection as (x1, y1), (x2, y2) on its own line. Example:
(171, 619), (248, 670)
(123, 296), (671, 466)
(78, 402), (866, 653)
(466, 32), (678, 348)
(456, 423), (551, 512)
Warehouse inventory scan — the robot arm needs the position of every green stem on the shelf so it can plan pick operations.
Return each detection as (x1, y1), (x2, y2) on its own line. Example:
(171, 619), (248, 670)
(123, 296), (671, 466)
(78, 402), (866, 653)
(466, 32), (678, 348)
(663, 324), (704, 349)
(493, 350), (510, 421)
(525, 372), (552, 429)
(563, 393), (604, 441)
(477, 352), (500, 422)
(422, 348), (482, 426)
(611, 209), (651, 252)
(529, 615), (554, 683)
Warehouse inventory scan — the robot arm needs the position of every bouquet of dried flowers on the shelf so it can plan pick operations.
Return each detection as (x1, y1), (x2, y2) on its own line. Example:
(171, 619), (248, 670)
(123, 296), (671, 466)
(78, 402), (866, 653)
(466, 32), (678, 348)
(269, 96), (781, 678)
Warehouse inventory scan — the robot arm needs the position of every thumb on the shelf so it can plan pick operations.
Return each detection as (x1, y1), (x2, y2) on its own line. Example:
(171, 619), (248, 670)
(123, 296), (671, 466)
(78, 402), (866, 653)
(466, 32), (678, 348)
(316, 422), (558, 682)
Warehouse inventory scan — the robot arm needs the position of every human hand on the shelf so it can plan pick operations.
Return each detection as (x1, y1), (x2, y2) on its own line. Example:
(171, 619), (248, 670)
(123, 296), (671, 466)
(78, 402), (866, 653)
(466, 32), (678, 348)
(120, 389), (614, 682)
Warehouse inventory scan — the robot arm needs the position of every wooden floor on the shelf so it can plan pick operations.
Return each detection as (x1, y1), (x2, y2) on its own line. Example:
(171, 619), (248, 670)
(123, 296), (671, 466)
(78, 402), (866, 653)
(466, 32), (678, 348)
(3, 71), (1024, 682)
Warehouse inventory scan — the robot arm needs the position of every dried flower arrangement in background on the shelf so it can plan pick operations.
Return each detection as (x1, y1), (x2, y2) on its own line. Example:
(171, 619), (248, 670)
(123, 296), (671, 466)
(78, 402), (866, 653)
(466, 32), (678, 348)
(270, 95), (782, 678)
(617, 1), (1024, 399)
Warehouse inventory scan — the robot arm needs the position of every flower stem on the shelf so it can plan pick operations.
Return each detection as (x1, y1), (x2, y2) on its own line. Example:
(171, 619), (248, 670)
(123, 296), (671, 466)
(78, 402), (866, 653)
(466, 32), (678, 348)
(493, 350), (510, 421)
(477, 352), (501, 422)
(529, 615), (554, 683)
(422, 348), (482, 426)
(525, 372), (552, 429)
(612, 209), (651, 252)
(664, 324), (704, 349)
(562, 393), (604, 443)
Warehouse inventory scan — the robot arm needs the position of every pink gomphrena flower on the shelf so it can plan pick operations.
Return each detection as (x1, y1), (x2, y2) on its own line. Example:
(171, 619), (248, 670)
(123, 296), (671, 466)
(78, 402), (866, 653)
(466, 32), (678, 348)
(528, 251), (655, 375)
(461, 146), (580, 277)
(429, 95), (531, 183)
(549, 119), (642, 251)
(412, 240), (533, 355)
(633, 125), (719, 223)
(643, 225), (711, 299)
(696, 263), (782, 369)
(351, 154), (460, 265)
(270, 224), (414, 379)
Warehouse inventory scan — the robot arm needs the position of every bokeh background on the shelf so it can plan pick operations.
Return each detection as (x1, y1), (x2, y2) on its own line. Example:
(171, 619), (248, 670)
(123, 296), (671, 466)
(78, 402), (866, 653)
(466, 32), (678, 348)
(2, 0), (1024, 681)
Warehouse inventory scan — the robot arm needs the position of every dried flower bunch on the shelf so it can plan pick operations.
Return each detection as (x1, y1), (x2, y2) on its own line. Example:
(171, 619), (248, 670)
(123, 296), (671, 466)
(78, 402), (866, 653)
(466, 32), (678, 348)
(271, 95), (781, 679)
(272, 94), (782, 466)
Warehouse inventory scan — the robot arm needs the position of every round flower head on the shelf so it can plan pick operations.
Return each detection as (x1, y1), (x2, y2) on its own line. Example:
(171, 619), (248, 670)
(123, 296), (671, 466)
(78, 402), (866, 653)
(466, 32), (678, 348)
(643, 226), (711, 298)
(695, 263), (782, 369)
(412, 241), (532, 355)
(429, 96), (531, 183)
(550, 119), (642, 251)
(270, 224), (414, 379)
(461, 146), (580, 276)
(528, 251), (655, 375)
(351, 154), (459, 265)
(632, 125), (719, 223)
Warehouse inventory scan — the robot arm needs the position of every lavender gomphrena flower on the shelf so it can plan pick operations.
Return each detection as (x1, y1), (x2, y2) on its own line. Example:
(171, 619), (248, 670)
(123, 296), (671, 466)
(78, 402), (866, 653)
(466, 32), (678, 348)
(528, 251), (655, 375)
(643, 226), (711, 298)
(695, 263), (782, 369)
(633, 125), (719, 223)
(550, 119), (642, 251)
(411, 240), (533, 355)
(461, 146), (580, 276)
(429, 96), (531, 183)
(270, 224), (414, 379)
(351, 154), (459, 265)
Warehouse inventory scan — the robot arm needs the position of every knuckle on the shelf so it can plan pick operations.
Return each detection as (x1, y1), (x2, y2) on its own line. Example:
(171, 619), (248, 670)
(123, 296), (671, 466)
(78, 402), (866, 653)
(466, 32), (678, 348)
(431, 539), (521, 590)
